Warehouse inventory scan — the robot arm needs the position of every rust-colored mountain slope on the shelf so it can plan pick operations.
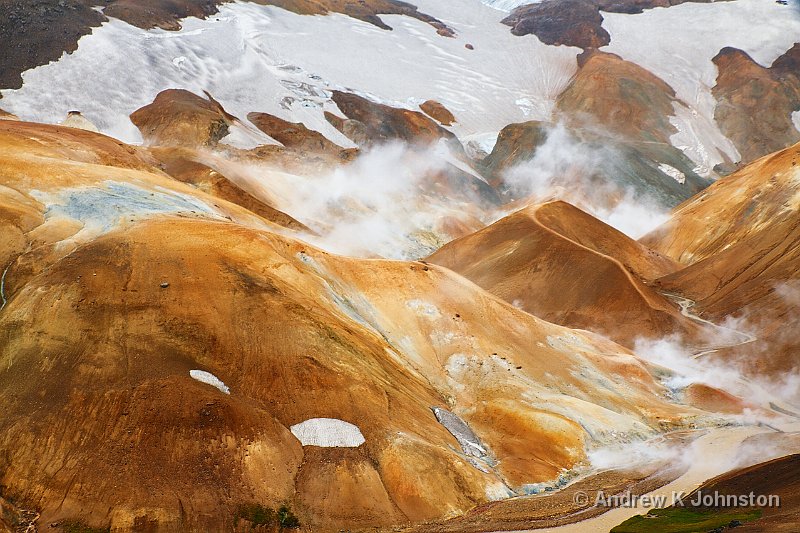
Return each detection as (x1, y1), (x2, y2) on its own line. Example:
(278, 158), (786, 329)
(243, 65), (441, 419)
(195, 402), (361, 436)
(479, 51), (710, 206)
(148, 146), (311, 232)
(428, 201), (708, 348)
(642, 141), (800, 264)
(646, 142), (800, 376)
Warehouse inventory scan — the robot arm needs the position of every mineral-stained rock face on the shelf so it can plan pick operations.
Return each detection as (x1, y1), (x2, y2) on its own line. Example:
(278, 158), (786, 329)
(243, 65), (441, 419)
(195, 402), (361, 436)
(712, 44), (800, 165)
(428, 201), (712, 349)
(480, 119), (708, 208)
(472, 49), (713, 205)
(419, 100), (457, 126)
(645, 141), (800, 376)
(0, 119), (700, 533)
(130, 89), (232, 147)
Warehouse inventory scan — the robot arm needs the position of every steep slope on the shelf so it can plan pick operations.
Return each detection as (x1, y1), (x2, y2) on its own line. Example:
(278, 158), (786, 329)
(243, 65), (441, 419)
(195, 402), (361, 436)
(554, 50), (709, 202)
(0, 119), (703, 532)
(147, 146), (311, 232)
(427, 201), (708, 348)
(712, 44), (800, 165)
(479, 50), (711, 208)
(642, 141), (800, 264)
(645, 142), (800, 376)
(557, 49), (678, 145)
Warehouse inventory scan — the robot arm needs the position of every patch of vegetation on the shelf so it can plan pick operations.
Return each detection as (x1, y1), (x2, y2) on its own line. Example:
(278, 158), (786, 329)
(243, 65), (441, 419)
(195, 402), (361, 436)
(277, 505), (300, 529)
(611, 507), (762, 533)
(60, 520), (111, 533)
(234, 503), (300, 530)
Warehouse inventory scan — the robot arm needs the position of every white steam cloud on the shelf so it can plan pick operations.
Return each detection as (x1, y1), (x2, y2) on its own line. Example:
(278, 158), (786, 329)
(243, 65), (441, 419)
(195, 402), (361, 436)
(633, 312), (800, 408)
(203, 141), (490, 259)
(501, 123), (671, 239)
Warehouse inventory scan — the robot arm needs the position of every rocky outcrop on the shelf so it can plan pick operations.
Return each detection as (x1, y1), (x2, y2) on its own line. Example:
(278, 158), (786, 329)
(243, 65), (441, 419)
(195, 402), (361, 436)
(502, 0), (609, 49)
(327, 90), (455, 148)
(103, 0), (221, 30)
(557, 49), (678, 144)
(419, 100), (456, 126)
(712, 44), (800, 164)
(501, 0), (718, 49)
(130, 89), (233, 147)
(0, 0), (105, 90)
(247, 111), (351, 158)
(479, 120), (549, 187)
(480, 119), (708, 208)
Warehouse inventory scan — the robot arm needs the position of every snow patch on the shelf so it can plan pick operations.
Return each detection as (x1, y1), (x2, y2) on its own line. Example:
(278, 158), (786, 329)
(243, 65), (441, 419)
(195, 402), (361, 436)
(479, 0), (540, 11)
(290, 418), (365, 447)
(189, 369), (230, 394)
(463, 131), (500, 159)
(669, 102), (740, 176)
(793, 111), (800, 134)
(657, 163), (686, 184)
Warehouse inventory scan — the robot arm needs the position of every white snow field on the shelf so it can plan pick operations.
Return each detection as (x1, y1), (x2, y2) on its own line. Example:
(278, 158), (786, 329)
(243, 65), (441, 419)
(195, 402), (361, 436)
(478, 0), (540, 11)
(0, 0), (578, 145)
(289, 418), (366, 447)
(600, 0), (800, 174)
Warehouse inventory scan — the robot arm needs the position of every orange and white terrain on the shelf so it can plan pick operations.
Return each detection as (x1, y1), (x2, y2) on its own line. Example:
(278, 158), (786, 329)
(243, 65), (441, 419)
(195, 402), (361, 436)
(0, 1), (799, 532)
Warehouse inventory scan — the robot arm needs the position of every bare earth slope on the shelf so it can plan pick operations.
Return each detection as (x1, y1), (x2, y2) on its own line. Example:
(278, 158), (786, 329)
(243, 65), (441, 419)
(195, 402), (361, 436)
(645, 141), (800, 376)
(428, 201), (709, 348)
